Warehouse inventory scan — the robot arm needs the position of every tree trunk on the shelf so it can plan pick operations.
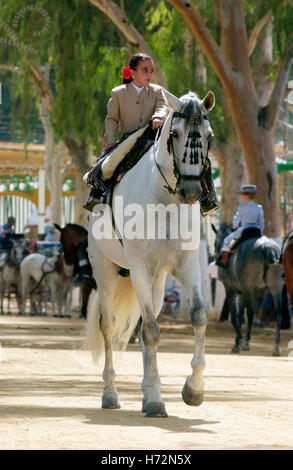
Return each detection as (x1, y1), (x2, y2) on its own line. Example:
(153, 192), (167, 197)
(167, 0), (292, 238)
(212, 142), (246, 225)
(64, 136), (90, 226)
(38, 97), (62, 226)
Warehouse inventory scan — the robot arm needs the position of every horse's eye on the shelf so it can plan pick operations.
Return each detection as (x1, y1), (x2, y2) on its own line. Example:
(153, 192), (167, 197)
(170, 131), (178, 138)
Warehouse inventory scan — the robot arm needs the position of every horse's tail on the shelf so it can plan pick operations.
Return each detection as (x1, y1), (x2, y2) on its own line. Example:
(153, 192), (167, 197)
(86, 276), (140, 365)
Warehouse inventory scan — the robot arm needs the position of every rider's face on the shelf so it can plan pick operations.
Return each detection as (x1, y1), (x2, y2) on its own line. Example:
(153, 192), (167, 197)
(131, 60), (154, 88)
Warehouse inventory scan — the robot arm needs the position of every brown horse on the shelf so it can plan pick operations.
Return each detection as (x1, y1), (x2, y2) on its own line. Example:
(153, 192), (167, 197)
(54, 223), (96, 318)
(282, 231), (293, 317)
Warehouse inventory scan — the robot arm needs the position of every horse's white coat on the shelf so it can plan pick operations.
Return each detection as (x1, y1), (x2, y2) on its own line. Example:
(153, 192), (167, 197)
(20, 253), (73, 317)
(87, 90), (215, 415)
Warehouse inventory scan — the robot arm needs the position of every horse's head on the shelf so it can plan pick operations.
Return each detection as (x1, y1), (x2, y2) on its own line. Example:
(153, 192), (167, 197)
(165, 89), (215, 205)
(212, 222), (233, 256)
(54, 223), (84, 265)
(11, 240), (26, 265)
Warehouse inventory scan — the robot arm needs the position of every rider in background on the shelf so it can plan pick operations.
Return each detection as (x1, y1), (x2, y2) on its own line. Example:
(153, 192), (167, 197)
(0, 216), (16, 250)
(217, 185), (264, 267)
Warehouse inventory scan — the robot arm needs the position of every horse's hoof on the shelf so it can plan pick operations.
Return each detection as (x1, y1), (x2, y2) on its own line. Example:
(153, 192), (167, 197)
(272, 346), (281, 357)
(102, 394), (121, 409)
(145, 402), (168, 417)
(141, 397), (148, 413)
(240, 340), (250, 351)
(182, 382), (204, 406)
(231, 344), (240, 353)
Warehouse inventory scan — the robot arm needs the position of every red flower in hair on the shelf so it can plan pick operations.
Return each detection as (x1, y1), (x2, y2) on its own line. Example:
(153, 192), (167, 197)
(122, 66), (131, 79)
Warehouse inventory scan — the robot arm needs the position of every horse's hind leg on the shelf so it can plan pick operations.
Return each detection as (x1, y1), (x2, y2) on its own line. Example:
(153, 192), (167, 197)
(271, 290), (282, 357)
(174, 255), (207, 407)
(227, 290), (243, 353)
(241, 291), (261, 351)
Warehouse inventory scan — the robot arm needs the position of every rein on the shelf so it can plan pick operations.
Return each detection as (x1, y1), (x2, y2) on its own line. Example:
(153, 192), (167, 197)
(29, 257), (57, 295)
(153, 110), (210, 196)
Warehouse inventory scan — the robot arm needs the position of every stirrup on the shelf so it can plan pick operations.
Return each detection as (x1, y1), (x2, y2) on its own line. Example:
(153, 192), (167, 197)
(83, 195), (101, 213)
(200, 202), (220, 217)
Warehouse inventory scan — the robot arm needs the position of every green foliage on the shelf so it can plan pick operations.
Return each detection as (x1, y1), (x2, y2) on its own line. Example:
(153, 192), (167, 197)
(0, 0), (291, 153)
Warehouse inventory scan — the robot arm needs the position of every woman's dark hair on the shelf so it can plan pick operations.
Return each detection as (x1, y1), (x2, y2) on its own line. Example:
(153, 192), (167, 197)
(123, 53), (153, 84)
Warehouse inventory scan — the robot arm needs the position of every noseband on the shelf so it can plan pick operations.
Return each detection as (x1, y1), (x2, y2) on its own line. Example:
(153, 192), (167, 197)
(154, 110), (211, 196)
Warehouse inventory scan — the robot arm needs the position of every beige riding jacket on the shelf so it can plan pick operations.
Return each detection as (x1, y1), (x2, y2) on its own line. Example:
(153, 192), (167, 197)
(104, 83), (170, 147)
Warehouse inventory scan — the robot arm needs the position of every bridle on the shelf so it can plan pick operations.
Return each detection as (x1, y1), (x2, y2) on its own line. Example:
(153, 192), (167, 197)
(154, 110), (211, 196)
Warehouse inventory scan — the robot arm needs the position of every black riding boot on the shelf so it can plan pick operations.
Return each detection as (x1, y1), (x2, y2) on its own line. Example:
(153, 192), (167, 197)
(83, 161), (110, 213)
(200, 158), (219, 217)
(74, 240), (93, 285)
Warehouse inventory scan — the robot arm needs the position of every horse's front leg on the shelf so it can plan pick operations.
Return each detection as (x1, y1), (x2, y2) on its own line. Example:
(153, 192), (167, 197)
(0, 281), (4, 314)
(174, 254), (207, 406)
(131, 269), (167, 417)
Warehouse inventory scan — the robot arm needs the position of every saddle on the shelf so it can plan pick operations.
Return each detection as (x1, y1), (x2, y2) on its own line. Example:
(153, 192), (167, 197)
(230, 227), (262, 253)
(88, 123), (157, 194)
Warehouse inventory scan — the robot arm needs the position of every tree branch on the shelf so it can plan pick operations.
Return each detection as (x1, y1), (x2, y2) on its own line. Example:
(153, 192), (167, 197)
(248, 10), (273, 57)
(264, 47), (293, 130)
(24, 60), (54, 111)
(88, 0), (167, 87)
(219, 0), (257, 101)
(0, 21), (54, 111)
(166, 0), (231, 87)
(0, 65), (26, 76)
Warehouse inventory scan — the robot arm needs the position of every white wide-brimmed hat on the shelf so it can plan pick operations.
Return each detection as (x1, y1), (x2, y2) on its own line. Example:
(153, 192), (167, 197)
(237, 184), (260, 194)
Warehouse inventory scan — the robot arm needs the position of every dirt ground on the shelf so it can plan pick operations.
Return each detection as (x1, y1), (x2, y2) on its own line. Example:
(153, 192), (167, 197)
(0, 311), (293, 450)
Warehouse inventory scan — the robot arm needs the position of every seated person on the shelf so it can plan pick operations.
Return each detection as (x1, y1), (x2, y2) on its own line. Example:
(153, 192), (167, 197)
(0, 216), (16, 250)
(217, 185), (264, 267)
(83, 52), (219, 217)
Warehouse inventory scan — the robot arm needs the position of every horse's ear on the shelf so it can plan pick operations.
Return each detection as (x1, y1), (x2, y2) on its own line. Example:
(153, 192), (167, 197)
(202, 90), (215, 113)
(211, 223), (218, 234)
(54, 223), (62, 232)
(162, 88), (182, 111)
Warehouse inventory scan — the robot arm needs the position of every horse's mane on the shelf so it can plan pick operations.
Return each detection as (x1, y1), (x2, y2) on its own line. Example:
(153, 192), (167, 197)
(179, 92), (202, 124)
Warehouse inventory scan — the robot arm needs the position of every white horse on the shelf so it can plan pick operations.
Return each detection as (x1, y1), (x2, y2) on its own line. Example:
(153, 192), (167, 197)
(86, 89), (215, 417)
(20, 252), (74, 317)
(0, 240), (28, 314)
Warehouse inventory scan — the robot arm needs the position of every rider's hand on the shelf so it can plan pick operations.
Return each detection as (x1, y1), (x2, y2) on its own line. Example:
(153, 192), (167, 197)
(152, 118), (163, 130)
(101, 143), (115, 154)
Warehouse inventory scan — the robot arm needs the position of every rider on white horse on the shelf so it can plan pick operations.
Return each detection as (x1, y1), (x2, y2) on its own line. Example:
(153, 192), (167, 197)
(83, 53), (219, 217)
(0, 216), (16, 251)
(217, 184), (264, 267)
